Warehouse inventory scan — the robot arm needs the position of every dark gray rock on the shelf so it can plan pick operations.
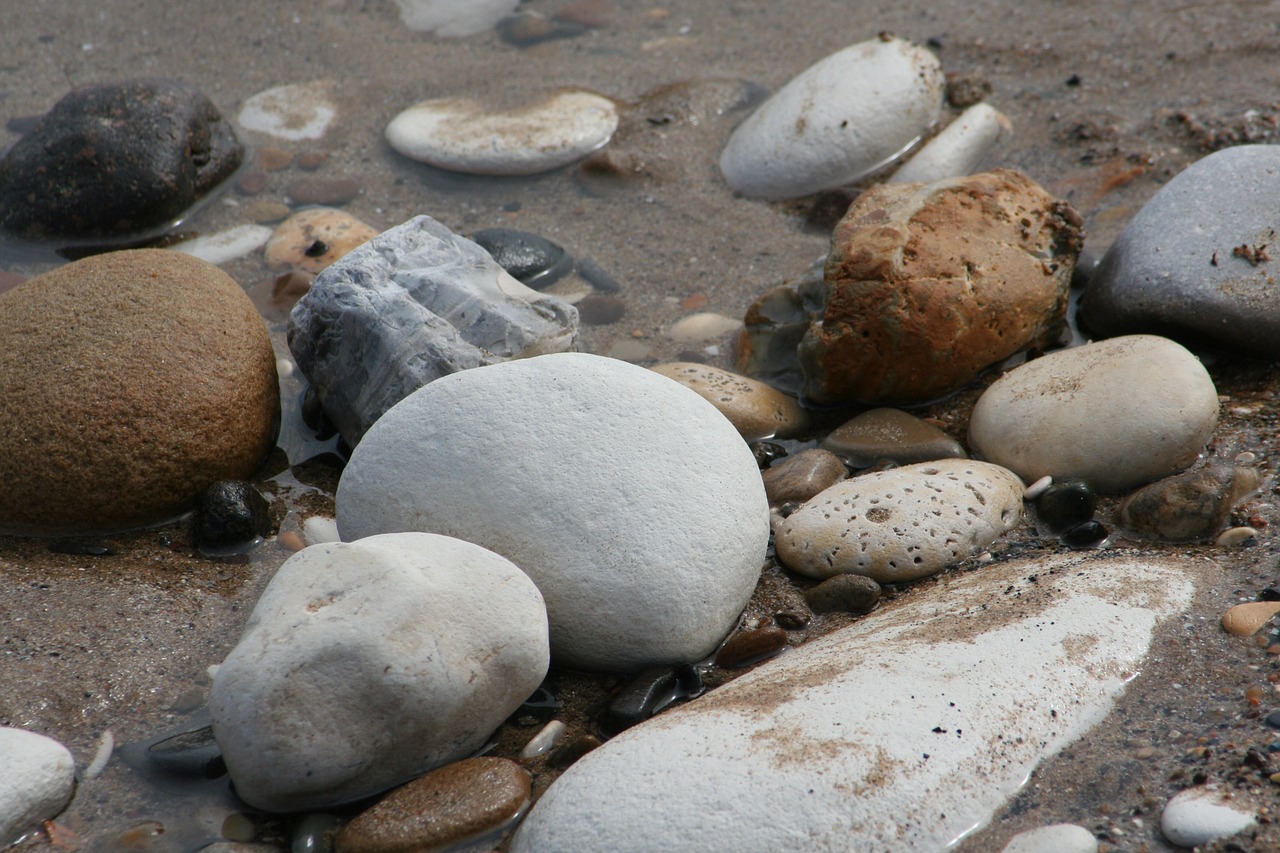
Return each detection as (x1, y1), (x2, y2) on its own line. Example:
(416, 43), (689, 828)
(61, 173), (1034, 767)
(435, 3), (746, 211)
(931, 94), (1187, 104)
(0, 79), (243, 240)
(288, 215), (579, 446)
(472, 228), (572, 289)
(1083, 145), (1280, 358)
(192, 480), (273, 558)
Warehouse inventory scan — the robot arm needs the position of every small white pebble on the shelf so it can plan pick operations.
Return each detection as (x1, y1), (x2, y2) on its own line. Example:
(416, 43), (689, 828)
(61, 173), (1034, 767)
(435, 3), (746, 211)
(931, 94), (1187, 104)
(520, 719), (567, 761)
(83, 729), (114, 780)
(1001, 823), (1097, 853)
(1235, 451), (1257, 464)
(1215, 526), (1257, 548)
(207, 663), (220, 680)
(302, 516), (341, 546)
(1023, 475), (1053, 500)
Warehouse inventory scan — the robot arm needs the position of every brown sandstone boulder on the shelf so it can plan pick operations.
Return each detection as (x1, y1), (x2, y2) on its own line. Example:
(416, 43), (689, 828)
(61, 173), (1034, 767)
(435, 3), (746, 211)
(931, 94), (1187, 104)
(0, 250), (279, 534)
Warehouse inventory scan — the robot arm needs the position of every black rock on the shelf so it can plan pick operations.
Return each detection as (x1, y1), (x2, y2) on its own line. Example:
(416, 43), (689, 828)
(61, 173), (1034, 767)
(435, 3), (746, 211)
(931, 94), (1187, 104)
(0, 79), (244, 241)
(472, 228), (572, 290)
(192, 480), (273, 558)
(1035, 479), (1096, 533)
(600, 665), (703, 737)
(1061, 520), (1110, 549)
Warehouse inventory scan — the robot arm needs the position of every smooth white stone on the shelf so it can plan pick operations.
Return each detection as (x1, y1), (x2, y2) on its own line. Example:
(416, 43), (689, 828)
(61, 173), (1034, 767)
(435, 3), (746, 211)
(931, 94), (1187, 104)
(1160, 786), (1257, 848)
(1023, 475), (1053, 501)
(890, 102), (1011, 184)
(511, 554), (1199, 853)
(337, 352), (770, 672)
(968, 335), (1219, 494)
(392, 0), (518, 36)
(719, 36), (944, 200)
(774, 459), (1024, 582)
(386, 91), (618, 176)
(172, 224), (273, 266)
(238, 82), (337, 141)
(520, 720), (567, 761)
(1001, 823), (1098, 853)
(210, 532), (549, 812)
(0, 727), (76, 844)
(302, 516), (340, 546)
(666, 312), (743, 343)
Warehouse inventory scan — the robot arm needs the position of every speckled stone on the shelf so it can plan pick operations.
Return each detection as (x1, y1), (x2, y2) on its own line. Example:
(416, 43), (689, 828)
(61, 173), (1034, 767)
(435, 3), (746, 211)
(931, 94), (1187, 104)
(335, 758), (531, 853)
(761, 448), (847, 507)
(265, 208), (379, 274)
(651, 362), (807, 441)
(0, 250), (278, 534)
(821, 407), (966, 467)
(1117, 466), (1261, 542)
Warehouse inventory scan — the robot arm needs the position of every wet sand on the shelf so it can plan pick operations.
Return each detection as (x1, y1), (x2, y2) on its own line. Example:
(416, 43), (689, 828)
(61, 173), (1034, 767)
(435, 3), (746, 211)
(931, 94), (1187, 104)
(3, 1), (1280, 850)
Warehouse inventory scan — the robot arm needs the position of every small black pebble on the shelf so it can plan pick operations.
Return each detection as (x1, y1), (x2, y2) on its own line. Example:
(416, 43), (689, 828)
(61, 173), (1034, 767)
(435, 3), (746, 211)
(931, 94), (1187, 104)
(750, 441), (787, 468)
(303, 239), (329, 257)
(1260, 584), (1280, 602)
(1036, 479), (1096, 533)
(1066, 73), (1082, 87)
(1061, 520), (1109, 548)
(192, 481), (273, 558)
(473, 228), (571, 290)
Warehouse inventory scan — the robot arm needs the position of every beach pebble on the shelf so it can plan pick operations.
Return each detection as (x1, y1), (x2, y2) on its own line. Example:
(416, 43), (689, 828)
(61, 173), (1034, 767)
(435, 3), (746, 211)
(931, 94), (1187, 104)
(286, 177), (361, 206)
(392, 0), (519, 36)
(172, 224), (273, 266)
(890, 102), (1011, 184)
(302, 516), (340, 547)
(1084, 145), (1280, 359)
(334, 758), (530, 853)
(1033, 479), (1096, 534)
(288, 215), (579, 446)
(210, 533), (549, 812)
(191, 481), (272, 558)
(237, 81), (337, 141)
(1117, 466), (1261, 542)
(386, 90), (618, 176)
(472, 228), (572, 289)
(650, 362), (807, 441)
(520, 720), (567, 761)
(1216, 526), (1258, 547)
(0, 728), (76, 844)
(715, 621), (788, 668)
(774, 459), (1023, 583)
(668, 312), (743, 343)
(1221, 601), (1280, 637)
(1160, 786), (1257, 848)
(336, 352), (769, 671)
(719, 36), (944, 199)
(601, 666), (702, 736)
(510, 554), (1199, 853)
(739, 170), (1082, 405)
(820, 407), (965, 467)
(969, 335), (1219, 493)
(1000, 823), (1097, 853)
(575, 294), (626, 325)
(0, 79), (243, 240)
(0, 250), (278, 534)
(802, 574), (881, 615)
(1023, 475), (1053, 500)
(264, 208), (378, 274)
(762, 449), (847, 507)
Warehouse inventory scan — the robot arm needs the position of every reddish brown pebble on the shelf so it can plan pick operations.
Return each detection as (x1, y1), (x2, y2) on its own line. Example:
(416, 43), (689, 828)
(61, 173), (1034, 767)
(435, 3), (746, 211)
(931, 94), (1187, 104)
(1269, 644), (1280, 655)
(715, 620), (787, 668)
(277, 530), (306, 552)
(762, 448), (847, 507)
(297, 151), (330, 170)
(286, 177), (361, 206)
(237, 170), (269, 195)
(681, 293), (709, 311)
(334, 757), (530, 853)
(258, 146), (294, 171)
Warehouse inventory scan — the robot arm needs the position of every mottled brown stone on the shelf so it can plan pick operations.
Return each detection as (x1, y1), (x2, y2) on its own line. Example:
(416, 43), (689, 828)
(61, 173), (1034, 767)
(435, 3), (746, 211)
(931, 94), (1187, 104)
(1118, 465), (1262, 542)
(761, 448), (846, 507)
(821, 407), (966, 468)
(334, 757), (531, 853)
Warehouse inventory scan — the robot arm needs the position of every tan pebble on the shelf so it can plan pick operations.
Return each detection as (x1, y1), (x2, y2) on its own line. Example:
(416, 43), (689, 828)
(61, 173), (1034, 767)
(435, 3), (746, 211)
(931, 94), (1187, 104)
(297, 151), (329, 170)
(667, 312), (742, 343)
(1216, 525), (1258, 547)
(264, 207), (378, 273)
(257, 146), (294, 171)
(652, 362), (807, 441)
(245, 199), (292, 224)
(1135, 746), (1158, 759)
(1222, 601), (1280, 636)
(277, 530), (306, 552)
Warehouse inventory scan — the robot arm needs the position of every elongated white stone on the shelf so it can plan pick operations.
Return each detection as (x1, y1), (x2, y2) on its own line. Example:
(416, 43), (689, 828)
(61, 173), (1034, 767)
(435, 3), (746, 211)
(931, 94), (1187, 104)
(172, 224), (272, 266)
(890, 102), (1011, 184)
(511, 554), (1199, 853)
(392, 0), (518, 37)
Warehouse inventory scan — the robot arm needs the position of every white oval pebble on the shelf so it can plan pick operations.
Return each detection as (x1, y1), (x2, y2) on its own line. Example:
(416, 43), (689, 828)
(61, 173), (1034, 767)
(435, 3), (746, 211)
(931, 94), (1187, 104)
(0, 727), (76, 844)
(520, 720), (567, 761)
(1023, 475), (1053, 501)
(238, 82), (337, 141)
(719, 36), (944, 200)
(1001, 823), (1097, 853)
(889, 102), (1011, 184)
(386, 91), (618, 176)
(392, 0), (518, 37)
(1160, 786), (1257, 848)
(1215, 525), (1257, 547)
(302, 516), (340, 547)
(172, 224), (273, 266)
(666, 312), (743, 343)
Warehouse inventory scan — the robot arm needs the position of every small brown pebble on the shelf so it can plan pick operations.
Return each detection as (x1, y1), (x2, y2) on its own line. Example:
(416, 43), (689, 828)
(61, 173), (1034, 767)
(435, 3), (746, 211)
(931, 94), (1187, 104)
(803, 574), (882, 615)
(575, 294), (626, 325)
(236, 170), (269, 195)
(774, 608), (811, 630)
(553, 0), (613, 27)
(1269, 644), (1280, 655)
(258, 146), (294, 171)
(277, 531), (306, 552)
(245, 199), (292, 224)
(546, 734), (602, 769)
(1135, 746), (1158, 759)
(265, 208), (378, 274)
(715, 620), (787, 668)
(1257, 634), (1272, 648)
(762, 448), (847, 507)
(286, 177), (361, 206)
(296, 151), (329, 170)
(1223, 601), (1280, 637)
(681, 293), (708, 311)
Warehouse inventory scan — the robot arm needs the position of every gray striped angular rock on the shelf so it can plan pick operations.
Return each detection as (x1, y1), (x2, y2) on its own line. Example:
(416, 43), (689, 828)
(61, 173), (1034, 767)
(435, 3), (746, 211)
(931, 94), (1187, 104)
(288, 215), (578, 446)
(511, 554), (1199, 853)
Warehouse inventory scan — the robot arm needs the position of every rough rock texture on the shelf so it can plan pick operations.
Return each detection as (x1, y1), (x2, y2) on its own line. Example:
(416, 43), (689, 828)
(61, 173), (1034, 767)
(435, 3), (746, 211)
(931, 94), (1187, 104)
(738, 169), (1082, 405)
(288, 215), (579, 446)
(968, 335), (1219, 494)
(510, 555), (1200, 853)
(336, 352), (770, 672)
(210, 533), (549, 813)
(1117, 465), (1261, 542)
(1083, 145), (1280, 358)
(0, 727), (76, 844)
(0, 250), (278, 534)
(774, 459), (1024, 582)
(0, 79), (243, 240)
(650, 362), (807, 441)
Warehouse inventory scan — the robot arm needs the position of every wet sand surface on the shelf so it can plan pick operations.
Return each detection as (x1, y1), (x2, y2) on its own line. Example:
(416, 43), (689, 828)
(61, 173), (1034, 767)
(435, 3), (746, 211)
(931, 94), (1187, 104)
(2, 1), (1280, 850)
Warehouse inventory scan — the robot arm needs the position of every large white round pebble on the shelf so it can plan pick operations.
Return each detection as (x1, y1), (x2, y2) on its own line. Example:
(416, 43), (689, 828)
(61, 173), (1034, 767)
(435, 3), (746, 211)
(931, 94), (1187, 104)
(238, 82), (337, 141)
(210, 532), (549, 812)
(969, 335), (1218, 494)
(719, 36), (944, 199)
(774, 459), (1024, 582)
(386, 91), (618, 176)
(1160, 786), (1257, 848)
(0, 727), (76, 844)
(337, 352), (770, 672)
(1001, 823), (1097, 853)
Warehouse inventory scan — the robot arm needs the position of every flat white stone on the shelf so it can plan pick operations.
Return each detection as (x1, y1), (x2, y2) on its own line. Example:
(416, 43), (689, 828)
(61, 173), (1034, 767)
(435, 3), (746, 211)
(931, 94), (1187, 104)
(511, 554), (1199, 853)
(392, 0), (518, 37)
(666, 312), (743, 343)
(1161, 786), (1257, 848)
(337, 352), (770, 672)
(0, 727), (76, 844)
(968, 335), (1219, 493)
(1001, 823), (1097, 853)
(774, 459), (1024, 582)
(171, 224), (273, 266)
(386, 91), (618, 176)
(210, 532), (549, 812)
(890, 102), (1011, 184)
(719, 36), (944, 199)
(238, 81), (337, 141)
(301, 516), (339, 546)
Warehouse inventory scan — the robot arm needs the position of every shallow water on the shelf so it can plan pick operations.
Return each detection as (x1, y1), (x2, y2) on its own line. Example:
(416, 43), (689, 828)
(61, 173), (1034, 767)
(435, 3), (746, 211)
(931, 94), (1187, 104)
(3, 1), (1280, 850)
